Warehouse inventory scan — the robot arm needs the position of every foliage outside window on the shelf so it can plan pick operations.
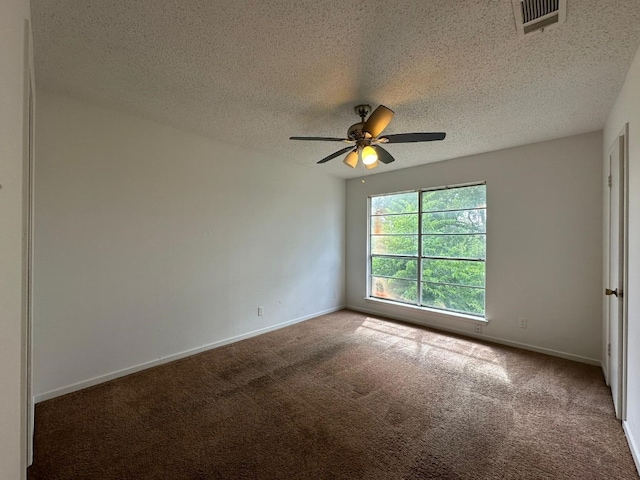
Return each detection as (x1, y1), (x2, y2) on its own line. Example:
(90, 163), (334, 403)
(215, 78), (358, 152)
(369, 184), (486, 317)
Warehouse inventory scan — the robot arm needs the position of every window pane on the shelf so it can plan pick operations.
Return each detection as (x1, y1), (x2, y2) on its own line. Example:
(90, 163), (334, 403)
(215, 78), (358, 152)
(371, 192), (418, 215)
(371, 277), (418, 304)
(372, 235), (418, 256)
(422, 259), (484, 288)
(372, 257), (418, 281)
(371, 214), (418, 234)
(369, 184), (487, 318)
(422, 209), (486, 234)
(422, 283), (485, 316)
(422, 185), (486, 212)
(422, 234), (485, 259)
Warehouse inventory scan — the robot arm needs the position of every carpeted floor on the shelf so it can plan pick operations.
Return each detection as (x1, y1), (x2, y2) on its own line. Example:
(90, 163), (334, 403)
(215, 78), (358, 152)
(28, 310), (639, 479)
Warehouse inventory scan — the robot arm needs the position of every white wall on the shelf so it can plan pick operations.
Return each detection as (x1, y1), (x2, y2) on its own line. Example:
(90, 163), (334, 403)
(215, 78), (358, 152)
(346, 132), (603, 363)
(0, 0), (31, 478)
(33, 92), (345, 399)
(604, 43), (640, 470)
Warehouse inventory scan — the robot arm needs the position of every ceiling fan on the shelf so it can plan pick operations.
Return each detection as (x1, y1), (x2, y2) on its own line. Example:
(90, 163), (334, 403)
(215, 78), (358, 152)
(290, 104), (446, 170)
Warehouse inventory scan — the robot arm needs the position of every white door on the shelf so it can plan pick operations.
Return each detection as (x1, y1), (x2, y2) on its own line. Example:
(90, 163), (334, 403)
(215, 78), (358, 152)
(606, 131), (625, 420)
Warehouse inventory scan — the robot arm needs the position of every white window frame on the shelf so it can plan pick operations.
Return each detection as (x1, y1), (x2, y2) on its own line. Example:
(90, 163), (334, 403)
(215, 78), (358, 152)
(367, 182), (487, 319)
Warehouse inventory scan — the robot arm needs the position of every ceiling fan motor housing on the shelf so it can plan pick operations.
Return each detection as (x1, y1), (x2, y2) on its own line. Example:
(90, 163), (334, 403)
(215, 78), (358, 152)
(347, 122), (366, 140)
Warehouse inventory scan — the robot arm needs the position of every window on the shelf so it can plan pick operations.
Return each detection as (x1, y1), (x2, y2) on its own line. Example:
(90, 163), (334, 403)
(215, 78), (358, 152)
(369, 183), (486, 317)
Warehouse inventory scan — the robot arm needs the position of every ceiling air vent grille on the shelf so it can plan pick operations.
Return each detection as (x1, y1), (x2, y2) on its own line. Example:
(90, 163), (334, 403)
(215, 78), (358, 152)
(512, 0), (566, 36)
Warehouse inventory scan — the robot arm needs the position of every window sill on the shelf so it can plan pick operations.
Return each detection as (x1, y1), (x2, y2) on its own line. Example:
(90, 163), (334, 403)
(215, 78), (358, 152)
(363, 297), (488, 324)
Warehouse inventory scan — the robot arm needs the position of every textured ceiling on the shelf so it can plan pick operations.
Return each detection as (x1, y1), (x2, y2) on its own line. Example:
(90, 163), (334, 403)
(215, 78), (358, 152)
(31, 0), (640, 179)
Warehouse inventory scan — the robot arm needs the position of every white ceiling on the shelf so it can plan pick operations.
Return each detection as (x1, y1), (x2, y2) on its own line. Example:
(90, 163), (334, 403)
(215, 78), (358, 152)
(31, 0), (640, 179)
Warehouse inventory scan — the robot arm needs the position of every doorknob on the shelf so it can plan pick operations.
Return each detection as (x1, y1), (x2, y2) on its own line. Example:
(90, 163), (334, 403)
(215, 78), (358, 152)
(605, 288), (618, 297)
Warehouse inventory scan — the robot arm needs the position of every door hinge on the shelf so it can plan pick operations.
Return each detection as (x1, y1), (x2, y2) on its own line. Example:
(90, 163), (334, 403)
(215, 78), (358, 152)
(608, 343), (611, 356)
(608, 175), (612, 187)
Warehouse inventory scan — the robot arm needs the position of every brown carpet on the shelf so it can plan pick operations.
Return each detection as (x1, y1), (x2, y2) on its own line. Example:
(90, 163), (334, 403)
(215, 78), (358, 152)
(28, 310), (638, 479)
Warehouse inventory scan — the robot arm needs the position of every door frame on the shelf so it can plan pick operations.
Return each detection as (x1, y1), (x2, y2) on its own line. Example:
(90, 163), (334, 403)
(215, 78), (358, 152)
(22, 18), (35, 467)
(620, 123), (629, 421)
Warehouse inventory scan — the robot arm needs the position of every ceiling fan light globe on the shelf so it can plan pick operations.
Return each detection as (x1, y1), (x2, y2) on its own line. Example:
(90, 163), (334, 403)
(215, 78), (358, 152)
(362, 146), (378, 165)
(343, 151), (358, 168)
(364, 159), (379, 170)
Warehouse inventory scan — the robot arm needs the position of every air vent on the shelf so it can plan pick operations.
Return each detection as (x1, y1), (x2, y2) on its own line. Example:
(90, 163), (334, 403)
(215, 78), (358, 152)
(512, 0), (566, 36)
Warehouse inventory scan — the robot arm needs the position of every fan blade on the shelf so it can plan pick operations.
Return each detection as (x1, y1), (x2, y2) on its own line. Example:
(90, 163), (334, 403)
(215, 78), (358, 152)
(372, 145), (395, 164)
(290, 136), (349, 142)
(363, 105), (394, 137)
(383, 132), (446, 143)
(317, 146), (354, 164)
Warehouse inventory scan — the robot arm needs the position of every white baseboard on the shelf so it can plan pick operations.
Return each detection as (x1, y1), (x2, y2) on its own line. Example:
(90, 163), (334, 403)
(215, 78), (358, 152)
(623, 421), (640, 475)
(347, 305), (600, 366)
(34, 306), (345, 403)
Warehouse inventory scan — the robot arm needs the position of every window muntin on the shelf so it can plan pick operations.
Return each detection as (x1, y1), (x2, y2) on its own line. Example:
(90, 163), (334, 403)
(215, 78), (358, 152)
(369, 184), (486, 317)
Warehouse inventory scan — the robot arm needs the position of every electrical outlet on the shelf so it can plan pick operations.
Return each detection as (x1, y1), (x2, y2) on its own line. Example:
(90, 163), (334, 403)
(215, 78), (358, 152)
(519, 317), (527, 329)
(258, 306), (264, 316)
(475, 324), (482, 334)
